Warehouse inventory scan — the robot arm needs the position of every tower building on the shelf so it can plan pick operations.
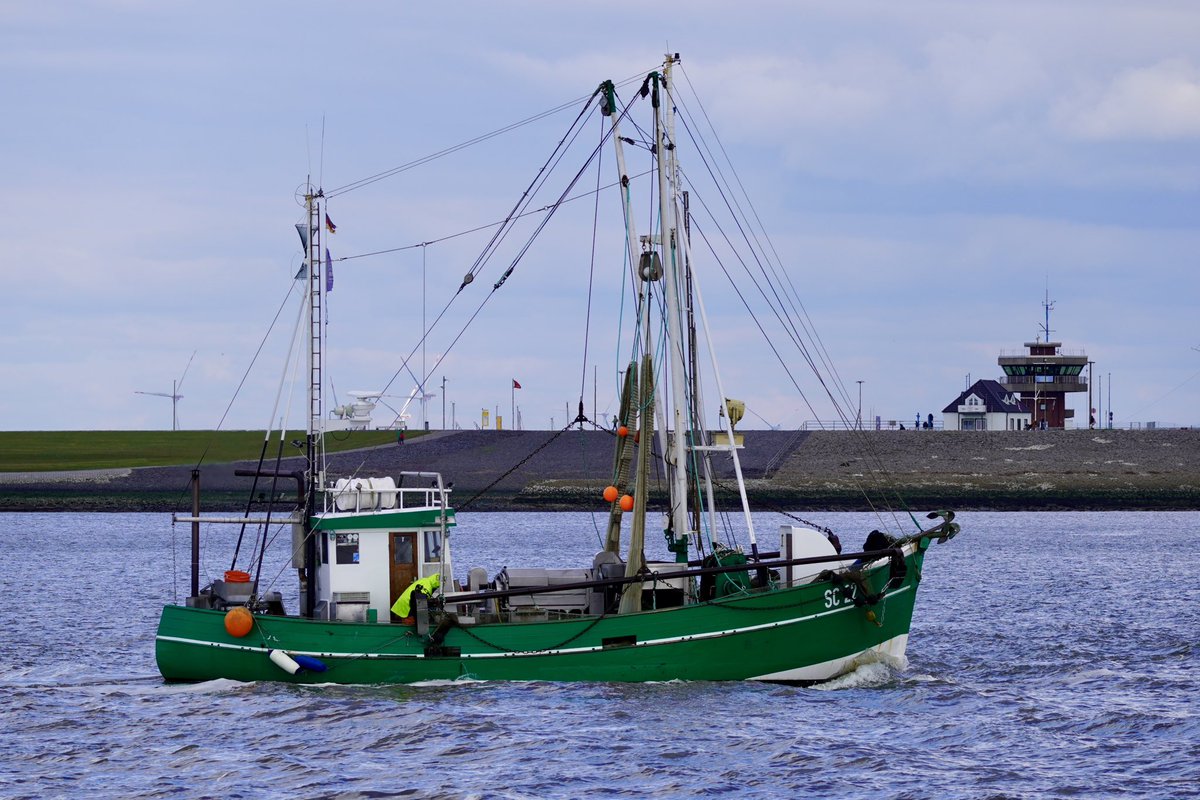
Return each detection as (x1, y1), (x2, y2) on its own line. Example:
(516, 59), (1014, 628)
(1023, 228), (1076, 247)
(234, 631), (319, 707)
(997, 293), (1088, 429)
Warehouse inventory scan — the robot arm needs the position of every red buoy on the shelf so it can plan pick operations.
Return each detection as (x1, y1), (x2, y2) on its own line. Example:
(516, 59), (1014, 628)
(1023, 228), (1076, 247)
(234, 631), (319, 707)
(619, 494), (634, 512)
(617, 425), (629, 438)
(603, 485), (619, 503)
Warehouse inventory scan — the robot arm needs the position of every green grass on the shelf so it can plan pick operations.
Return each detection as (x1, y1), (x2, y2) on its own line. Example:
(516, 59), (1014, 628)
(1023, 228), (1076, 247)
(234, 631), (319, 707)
(0, 429), (417, 472)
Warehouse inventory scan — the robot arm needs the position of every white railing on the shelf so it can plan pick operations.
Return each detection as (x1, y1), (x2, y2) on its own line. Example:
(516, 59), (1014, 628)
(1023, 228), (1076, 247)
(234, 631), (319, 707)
(324, 472), (450, 514)
(800, 419), (943, 431)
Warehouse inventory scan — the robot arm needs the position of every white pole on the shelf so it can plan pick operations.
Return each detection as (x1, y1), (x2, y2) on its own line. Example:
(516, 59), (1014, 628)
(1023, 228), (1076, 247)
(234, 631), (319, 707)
(422, 245), (427, 430)
(672, 187), (758, 548)
(655, 58), (693, 543)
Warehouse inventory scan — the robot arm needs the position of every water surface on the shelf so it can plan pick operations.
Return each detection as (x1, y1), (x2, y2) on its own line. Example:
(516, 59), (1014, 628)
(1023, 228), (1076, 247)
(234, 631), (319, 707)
(2, 511), (1197, 798)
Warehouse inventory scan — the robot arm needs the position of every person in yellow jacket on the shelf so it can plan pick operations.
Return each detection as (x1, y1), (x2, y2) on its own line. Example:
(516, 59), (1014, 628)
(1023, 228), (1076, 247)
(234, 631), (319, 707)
(391, 573), (441, 619)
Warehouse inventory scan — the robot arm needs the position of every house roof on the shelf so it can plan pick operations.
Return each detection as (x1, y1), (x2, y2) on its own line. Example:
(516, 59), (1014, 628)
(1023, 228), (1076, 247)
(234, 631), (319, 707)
(942, 379), (1027, 414)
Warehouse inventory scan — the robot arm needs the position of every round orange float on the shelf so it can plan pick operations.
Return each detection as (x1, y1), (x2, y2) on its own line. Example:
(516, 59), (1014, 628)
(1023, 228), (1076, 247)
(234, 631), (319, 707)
(603, 485), (619, 503)
(619, 494), (634, 512)
(617, 425), (629, 438)
(224, 606), (254, 638)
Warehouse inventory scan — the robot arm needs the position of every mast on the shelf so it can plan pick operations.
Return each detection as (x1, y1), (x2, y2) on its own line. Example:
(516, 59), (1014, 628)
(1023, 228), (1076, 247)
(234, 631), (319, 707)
(302, 184), (325, 618)
(601, 80), (646, 554)
(652, 56), (693, 547)
(684, 192), (717, 553)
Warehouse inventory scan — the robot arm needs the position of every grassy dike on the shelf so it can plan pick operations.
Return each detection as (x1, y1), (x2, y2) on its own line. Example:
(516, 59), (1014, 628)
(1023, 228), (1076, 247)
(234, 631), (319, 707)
(0, 429), (403, 471)
(0, 429), (409, 512)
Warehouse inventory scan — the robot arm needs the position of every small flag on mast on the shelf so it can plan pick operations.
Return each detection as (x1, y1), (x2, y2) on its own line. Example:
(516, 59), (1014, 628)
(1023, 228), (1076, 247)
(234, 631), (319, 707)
(512, 379), (521, 389)
(325, 248), (333, 292)
(325, 213), (337, 234)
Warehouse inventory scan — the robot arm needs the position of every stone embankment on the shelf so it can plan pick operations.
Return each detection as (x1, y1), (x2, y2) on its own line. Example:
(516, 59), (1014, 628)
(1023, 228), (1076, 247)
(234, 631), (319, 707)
(766, 428), (1200, 510)
(1, 428), (1196, 512)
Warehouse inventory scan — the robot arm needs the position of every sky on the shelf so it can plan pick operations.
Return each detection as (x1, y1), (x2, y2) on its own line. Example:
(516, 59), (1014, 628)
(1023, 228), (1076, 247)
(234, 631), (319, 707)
(2, 0), (1198, 433)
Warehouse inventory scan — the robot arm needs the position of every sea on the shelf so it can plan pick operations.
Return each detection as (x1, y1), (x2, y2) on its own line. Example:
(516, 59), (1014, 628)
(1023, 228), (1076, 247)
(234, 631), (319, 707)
(1, 510), (1197, 799)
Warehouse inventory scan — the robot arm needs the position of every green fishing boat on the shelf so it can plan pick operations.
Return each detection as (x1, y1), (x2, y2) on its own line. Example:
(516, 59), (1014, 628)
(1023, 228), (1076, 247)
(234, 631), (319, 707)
(155, 55), (959, 685)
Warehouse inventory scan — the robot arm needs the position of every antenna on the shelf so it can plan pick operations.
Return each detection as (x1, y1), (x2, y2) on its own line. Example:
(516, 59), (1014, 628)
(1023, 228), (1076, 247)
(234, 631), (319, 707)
(305, 123), (312, 178)
(1039, 281), (1055, 343)
(135, 350), (196, 430)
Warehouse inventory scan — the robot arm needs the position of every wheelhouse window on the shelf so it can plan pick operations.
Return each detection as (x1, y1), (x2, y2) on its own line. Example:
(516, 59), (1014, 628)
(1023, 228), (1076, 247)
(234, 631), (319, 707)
(423, 530), (443, 562)
(335, 533), (360, 565)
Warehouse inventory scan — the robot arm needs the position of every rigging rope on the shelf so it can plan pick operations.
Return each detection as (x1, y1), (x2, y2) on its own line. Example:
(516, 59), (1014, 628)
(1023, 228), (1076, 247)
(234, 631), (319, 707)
(671, 72), (919, 532)
(325, 71), (652, 198)
(456, 422), (582, 511)
(374, 89), (650, 407)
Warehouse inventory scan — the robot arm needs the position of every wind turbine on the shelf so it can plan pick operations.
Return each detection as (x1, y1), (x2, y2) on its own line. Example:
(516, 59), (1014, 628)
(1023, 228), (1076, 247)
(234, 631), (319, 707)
(744, 405), (782, 431)
(136, 351), (196, 431)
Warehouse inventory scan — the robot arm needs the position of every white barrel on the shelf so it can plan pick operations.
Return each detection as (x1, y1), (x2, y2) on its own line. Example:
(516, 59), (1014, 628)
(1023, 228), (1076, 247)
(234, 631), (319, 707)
(268, 649), (301, 675)
(333, 478), (355, 511)
(333, 478), (377, 511)
(356, 480), (377, 510)
(372, 476), (398, 509)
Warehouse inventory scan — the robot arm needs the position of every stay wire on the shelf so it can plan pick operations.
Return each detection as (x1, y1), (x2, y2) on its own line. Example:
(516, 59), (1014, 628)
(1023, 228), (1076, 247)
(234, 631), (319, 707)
(326, 71), (651, 199)
(674, 120), (913, 530)
(332, 168), (655, 264)
(377, 88), (646, 405)
(456, 423), (578, 511)
(578, 113), (605, 408)
(686, 217), (891, 521)
(169, 278), (301, 513)
(677, 66), (851, 416)
(370, 95), (603, 402)
(672, 76), (907, 526)
(457, 91), (603, 293)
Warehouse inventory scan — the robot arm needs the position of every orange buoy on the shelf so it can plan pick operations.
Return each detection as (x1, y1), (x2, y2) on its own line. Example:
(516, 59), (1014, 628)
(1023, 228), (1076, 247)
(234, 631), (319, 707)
(617, 425), (629, 438)
(224, 606), (254, 638)
(224, 570), (252, 583)
(603, 485), (619, 503)
(619, 494), (634, 512)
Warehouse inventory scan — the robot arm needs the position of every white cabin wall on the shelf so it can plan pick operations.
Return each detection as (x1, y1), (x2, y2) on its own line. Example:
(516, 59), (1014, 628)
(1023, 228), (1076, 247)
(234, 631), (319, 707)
(320, 526), (455, 622)
(321, 530), (393, 622)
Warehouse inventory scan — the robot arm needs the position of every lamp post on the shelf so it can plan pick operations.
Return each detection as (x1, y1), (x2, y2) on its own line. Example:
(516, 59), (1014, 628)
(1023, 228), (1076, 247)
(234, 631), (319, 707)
(856, 380), (864, 431)
(1087, 361), (1094, 429)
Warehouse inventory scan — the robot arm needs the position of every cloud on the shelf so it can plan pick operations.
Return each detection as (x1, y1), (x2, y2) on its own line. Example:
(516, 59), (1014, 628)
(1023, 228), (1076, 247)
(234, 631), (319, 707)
(1055, 58), (1200, 141)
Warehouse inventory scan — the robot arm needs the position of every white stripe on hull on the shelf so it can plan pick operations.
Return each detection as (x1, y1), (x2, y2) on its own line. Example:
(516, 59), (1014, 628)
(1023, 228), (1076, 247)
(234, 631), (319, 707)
(748, 633), (909, 682)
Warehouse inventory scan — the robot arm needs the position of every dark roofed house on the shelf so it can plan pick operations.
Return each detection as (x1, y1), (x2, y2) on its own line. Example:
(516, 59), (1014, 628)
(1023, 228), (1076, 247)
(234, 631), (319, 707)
(942, 379), (1032, 431)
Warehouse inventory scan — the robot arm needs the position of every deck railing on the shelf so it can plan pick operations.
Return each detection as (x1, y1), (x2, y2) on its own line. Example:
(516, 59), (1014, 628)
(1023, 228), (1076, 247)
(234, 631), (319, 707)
(800, 419), (943, 431)
(998, 375), (1088, 387)
(324, 472), (451, 514)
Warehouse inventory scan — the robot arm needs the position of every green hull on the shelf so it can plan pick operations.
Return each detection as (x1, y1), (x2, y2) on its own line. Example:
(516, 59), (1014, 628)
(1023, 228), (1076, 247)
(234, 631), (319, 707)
(156, 547), (927, 684)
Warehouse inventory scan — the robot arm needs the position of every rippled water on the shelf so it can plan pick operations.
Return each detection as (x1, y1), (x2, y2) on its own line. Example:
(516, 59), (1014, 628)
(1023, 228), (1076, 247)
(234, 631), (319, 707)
(2, 510), (1198, 799)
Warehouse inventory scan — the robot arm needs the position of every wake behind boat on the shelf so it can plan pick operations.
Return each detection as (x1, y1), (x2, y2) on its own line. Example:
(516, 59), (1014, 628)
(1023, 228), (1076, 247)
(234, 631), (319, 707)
(155, 55), (959, 684)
